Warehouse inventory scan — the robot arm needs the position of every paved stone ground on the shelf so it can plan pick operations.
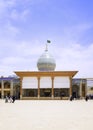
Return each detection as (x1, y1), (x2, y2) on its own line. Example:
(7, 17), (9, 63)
(0, 99), (93, 130)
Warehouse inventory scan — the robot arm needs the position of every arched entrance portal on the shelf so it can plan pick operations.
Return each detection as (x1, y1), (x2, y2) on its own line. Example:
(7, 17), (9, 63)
(72, 85), (80, 98)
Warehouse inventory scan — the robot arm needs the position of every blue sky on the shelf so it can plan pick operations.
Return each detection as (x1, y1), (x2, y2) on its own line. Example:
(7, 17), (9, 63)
(0, 0), (93, 78)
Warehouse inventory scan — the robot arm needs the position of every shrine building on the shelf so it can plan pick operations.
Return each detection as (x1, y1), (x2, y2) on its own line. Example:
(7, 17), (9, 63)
(15, 43), (78, 100)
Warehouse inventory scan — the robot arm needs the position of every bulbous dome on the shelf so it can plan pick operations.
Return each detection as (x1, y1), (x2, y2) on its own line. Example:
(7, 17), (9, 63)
(37, 49), (56, 71)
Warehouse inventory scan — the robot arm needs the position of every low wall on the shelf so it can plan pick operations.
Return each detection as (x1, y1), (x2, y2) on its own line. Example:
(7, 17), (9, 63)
(21, 97), (69, 100)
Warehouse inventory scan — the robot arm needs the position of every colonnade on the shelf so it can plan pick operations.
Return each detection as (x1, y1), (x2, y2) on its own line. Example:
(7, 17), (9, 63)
(20, 76), (72, 99)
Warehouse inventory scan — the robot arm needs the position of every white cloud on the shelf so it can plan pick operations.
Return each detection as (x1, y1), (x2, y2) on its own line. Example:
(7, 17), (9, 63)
(63, 23), (93, 41)
(53, 42), (93, 78)
(0, 0), (16, 17)
(0, 0), (93, 78)
(5, 22), (20, 35)
(0, 39), (44, 76)
(0, 38), (93, 78)
(10, 8), (30, 22)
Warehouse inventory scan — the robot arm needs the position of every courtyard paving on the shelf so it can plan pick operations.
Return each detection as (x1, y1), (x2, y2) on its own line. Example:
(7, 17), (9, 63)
(0, 99), (93, 130)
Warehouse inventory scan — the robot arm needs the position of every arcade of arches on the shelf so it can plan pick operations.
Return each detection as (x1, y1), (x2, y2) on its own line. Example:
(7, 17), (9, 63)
(0, 77), (20, 99)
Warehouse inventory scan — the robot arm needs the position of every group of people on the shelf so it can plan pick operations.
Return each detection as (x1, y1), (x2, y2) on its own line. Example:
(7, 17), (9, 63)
(5, 95), (15, 103)
(70, 95), (89, 101)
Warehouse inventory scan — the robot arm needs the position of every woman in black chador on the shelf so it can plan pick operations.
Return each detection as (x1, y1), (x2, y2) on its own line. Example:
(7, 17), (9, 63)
(12, 96), (15, 103)
(85, 95), (89, 101)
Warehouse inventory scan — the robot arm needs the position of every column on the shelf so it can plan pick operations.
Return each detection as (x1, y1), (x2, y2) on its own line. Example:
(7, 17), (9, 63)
(80, 79), (82, 98)
(85, 80), (87, 96)
(1, 80), (4, 99)
(20, 77), (23, 100)
(69, 77), (72, 97)
(10, 80), (13, 96)
(38, 77), (40, 98)
(51, 77), (54, 98)
(84, 81), (88, 97)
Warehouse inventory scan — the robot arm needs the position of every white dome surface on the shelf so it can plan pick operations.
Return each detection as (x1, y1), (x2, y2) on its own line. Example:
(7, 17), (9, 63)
(37, 49), (56, 71)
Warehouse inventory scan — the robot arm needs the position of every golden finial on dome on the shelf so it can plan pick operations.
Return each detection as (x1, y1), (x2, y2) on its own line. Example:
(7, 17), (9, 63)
(45, 40), (51, 51)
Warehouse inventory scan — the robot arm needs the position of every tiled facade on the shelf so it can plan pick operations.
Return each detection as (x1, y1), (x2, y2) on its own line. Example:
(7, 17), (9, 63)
(0, 77), (20, 99)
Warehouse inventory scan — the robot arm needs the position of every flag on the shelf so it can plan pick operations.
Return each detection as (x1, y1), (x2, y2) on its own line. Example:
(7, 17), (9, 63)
(47, 40), (51, 43)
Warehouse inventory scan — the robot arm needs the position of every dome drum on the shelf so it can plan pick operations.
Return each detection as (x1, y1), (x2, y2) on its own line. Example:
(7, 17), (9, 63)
(37, 62), (56, 71)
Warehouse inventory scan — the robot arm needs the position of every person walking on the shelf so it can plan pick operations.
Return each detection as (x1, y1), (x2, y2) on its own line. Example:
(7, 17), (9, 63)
(5, 96), (8, 103)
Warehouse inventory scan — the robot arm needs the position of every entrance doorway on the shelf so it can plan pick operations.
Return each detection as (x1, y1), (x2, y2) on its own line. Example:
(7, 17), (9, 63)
(40, 89), (51, 97)
(72, 91), (77, 98)
(72, 85), (79, 98)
